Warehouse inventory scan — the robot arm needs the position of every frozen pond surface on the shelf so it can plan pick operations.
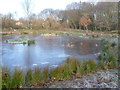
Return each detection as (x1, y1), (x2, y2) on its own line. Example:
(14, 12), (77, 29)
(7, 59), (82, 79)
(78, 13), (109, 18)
(1, 34), (102, 70)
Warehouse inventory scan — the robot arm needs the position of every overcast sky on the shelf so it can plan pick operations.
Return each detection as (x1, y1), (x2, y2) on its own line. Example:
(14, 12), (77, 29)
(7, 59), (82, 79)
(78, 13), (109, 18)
(0, 0), (118, 19)
(0, 0), (80, 19)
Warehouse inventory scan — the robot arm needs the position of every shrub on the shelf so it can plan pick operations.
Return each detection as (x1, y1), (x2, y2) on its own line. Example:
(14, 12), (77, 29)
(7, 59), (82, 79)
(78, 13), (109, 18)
(97, 40), (118, 69)
(97, 54), (102, 61)
(111, 42), (117, 47)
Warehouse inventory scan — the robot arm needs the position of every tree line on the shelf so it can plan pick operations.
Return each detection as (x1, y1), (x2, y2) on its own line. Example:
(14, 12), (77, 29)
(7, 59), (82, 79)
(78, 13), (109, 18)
(0, 1), (118, 31)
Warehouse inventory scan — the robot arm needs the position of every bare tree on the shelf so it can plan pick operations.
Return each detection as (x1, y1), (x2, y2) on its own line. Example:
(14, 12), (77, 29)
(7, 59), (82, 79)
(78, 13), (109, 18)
(22, 0), (33, 29)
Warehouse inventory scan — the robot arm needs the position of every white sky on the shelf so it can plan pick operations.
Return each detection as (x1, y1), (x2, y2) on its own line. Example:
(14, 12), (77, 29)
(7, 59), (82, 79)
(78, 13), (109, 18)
(0, 0), (118, 19)
(0, 0), (80, 19)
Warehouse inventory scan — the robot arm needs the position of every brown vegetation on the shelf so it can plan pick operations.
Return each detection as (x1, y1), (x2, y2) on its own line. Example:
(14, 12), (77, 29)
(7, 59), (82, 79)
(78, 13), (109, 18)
(1, 2), (118, 32)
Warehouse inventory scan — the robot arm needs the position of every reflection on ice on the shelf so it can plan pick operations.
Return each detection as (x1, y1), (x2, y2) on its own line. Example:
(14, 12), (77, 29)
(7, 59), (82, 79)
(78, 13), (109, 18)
(40, 62), (49, 65)
(2, 35), (101, 70)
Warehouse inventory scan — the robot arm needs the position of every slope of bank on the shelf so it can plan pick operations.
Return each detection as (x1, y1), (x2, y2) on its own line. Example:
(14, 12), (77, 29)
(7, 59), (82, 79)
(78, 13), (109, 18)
(48, 69), (118, 88)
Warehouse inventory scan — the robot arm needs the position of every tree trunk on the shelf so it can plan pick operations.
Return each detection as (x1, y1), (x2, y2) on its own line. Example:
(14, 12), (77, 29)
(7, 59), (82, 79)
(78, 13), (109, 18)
(84, 26), (86, 30)
(79, 25), (81, 30)
(94, 26), (96, 31)
(86, 26), (88, 33)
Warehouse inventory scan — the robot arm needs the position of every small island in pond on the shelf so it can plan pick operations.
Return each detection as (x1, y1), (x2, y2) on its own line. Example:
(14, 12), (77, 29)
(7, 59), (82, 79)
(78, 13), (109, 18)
(6, 38), (35, 45)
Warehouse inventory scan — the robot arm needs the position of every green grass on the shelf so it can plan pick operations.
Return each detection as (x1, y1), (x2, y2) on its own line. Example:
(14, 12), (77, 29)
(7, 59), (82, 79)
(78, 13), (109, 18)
(1, 29), (83, 36)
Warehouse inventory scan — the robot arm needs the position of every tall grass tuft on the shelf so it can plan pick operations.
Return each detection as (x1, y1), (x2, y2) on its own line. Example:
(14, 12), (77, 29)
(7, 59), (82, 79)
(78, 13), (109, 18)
(77, 59), (97, 76)
(25, 67), (49, 86)
(10, 69), (24, 88)
(32, 67), (42, 86)
(50, 64), (65, 80)
(2, 67), (11, 88)
(25, 69), (33, 86)
(50, 58), (80, 80)
(42, 67), (49, 82)
(85, 59), (97, 73)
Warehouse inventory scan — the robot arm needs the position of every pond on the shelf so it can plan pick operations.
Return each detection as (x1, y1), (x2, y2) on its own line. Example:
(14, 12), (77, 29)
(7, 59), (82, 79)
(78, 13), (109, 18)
(1, 34), (102, 70)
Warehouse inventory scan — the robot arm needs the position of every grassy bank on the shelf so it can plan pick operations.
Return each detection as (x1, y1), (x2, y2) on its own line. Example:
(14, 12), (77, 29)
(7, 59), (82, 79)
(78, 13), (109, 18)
(1, 29), (118, 35)
(1, 29), (118, 44)
(0, 29), (85, 36)
(1, 36), (118, 88)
